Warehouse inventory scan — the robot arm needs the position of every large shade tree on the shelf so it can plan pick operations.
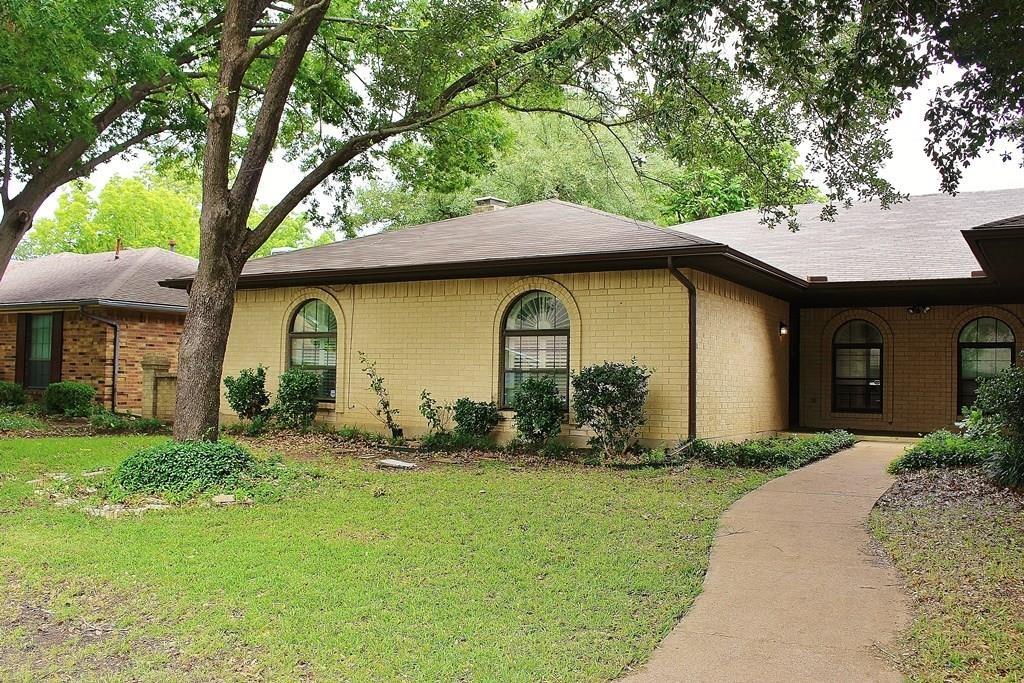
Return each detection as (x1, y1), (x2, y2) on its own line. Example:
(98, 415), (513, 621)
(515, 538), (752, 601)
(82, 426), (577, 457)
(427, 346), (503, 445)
(348, 109), (822, 231)
(0, 0), (221, 279)
(167, 0), (1022, 440)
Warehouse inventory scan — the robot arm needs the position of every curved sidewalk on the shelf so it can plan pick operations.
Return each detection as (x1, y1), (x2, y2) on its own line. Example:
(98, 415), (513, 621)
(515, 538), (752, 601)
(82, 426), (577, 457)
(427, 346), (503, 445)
(621, 441), (911, 682)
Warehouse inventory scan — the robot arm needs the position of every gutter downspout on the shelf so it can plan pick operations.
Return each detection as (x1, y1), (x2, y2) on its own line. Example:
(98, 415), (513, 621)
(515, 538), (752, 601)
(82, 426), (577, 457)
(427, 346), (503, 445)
(667, 257), (698, 442)
(80, 307), (120, 412)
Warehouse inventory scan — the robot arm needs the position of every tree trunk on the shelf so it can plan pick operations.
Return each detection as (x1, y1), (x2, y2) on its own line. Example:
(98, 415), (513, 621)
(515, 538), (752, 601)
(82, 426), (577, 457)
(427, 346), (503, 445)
(172, 222), (243, 441)
(0, 192), (47, 281)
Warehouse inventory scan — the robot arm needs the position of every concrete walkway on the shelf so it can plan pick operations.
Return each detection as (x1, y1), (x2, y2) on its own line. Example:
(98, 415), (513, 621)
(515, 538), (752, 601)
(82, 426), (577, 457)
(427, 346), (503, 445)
(621, 441), (911, 682)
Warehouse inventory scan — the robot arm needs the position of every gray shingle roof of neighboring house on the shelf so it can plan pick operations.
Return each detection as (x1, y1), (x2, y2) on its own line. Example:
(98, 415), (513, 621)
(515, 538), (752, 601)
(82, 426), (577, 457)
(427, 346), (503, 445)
(0, 248), (196, 312)
(671, 188), (1024, 282)
(220, 199), (720, 284)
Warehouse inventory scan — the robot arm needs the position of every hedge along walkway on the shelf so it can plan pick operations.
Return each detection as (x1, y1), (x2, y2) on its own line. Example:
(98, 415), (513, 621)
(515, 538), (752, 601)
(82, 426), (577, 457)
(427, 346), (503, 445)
(620, 441), (911, 682)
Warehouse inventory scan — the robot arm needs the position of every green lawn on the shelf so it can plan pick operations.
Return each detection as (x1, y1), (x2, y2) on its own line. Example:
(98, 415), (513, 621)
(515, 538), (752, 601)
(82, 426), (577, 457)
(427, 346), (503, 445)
(871, 470), (1024, 681)
(0, 436), (774, 682)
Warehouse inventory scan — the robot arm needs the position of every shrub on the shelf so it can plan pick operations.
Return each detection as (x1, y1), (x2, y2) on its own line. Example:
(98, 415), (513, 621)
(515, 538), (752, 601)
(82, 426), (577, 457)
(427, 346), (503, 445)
(90, 410), (166, 435)
(974, 363), (1024, 488)
(452, 398), (500, 438)
(418, 390), (452, 434)
(43, 381), (96, 417)
(273, 368), (321, 430)
(112, 440), (257, 494)
(989, 441), (1024, 489)
(223, 366), (271, 421)
(572, 360), (652, 462)
(688, 430), (856, 469)
(359, 352), (401, 437)
(509, 376), (564, 450)
(887, 430), (1002, 474)
(0, 381), (26, 407)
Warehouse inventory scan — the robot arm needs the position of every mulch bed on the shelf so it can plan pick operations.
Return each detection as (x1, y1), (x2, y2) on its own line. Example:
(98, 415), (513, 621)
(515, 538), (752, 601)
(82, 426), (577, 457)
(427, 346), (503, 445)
(876, 467), (1024, 511)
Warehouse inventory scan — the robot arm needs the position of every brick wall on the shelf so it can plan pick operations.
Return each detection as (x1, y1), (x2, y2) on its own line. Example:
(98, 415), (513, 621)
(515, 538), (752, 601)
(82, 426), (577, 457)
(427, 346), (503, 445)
(0, 314), (16, 380)
(222, 268), (790, 444)
(0, 308), (184, 413)
(799, 303), (1024, 433)
(112, 310), (184, 412)
(695, 272), (790, 440)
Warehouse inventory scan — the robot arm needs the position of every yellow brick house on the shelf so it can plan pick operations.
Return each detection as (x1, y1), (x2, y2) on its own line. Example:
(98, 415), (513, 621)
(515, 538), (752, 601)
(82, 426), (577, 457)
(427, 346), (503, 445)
(164, 190), (1024, 443)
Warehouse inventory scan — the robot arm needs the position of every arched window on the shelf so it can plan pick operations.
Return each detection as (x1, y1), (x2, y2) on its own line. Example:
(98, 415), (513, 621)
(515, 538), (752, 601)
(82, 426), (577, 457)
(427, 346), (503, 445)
(501, 291), (570, 408)
(832, 320), (883, 413)
(958, 317), (1015, 412)
(289, 299), (338, 401)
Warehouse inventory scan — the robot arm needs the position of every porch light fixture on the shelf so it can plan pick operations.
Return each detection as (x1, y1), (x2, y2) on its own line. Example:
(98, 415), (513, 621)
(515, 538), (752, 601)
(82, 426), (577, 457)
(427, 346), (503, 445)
(907, 305), (932, 315)
(779, 321), (789, 336)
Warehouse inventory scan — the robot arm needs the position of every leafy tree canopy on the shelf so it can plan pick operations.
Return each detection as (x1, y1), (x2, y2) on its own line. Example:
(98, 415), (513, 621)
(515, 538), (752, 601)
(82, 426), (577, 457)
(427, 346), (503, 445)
(348, 110), (823, 231)
(17, 166), (327, 259)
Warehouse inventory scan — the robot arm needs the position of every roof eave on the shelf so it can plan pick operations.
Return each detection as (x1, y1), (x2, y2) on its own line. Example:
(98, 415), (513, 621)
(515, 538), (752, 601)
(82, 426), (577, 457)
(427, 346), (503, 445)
(160, 244), (811, 300)
(0, 299), (188, 314)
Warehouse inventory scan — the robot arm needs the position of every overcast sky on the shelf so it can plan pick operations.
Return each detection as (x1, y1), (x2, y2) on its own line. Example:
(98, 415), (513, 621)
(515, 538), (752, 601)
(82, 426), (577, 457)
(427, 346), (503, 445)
(37, 77), (1024, 222)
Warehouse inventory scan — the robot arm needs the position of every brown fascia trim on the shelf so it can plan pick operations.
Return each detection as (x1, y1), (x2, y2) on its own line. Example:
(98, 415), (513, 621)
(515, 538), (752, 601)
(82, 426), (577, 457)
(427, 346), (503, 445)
(161, 244), (810, 295)
(798, 276), (1024, 308)
(961, 225), (1024, 282)
(0, 299), (188, 315)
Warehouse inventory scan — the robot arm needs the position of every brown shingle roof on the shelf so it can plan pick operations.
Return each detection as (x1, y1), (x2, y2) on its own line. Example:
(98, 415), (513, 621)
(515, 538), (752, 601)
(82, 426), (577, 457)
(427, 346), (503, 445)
(0, 248), (196, 311)
(228, 199), (718, 283)
(673, 188), (1024, 282)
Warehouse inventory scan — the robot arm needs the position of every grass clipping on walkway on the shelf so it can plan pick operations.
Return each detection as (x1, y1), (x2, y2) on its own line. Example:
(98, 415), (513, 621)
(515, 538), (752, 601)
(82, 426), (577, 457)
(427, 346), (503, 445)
(871, 468), (1024, 681)
(1, 435), (773, 681)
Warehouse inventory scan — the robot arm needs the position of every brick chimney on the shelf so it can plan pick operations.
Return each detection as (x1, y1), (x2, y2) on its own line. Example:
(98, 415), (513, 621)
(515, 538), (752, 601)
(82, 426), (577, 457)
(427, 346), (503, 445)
(472, 196), (509, 214)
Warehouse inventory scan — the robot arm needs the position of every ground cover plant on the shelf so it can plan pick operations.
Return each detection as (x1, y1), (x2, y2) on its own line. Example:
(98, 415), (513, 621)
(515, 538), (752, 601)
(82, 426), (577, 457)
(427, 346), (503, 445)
(89, 410), (167, 435)
(887, 430), (1002, 474)
(0, 434), (774, 681)
(871, 468), (1024, 681)
(685, 430), (857, 469)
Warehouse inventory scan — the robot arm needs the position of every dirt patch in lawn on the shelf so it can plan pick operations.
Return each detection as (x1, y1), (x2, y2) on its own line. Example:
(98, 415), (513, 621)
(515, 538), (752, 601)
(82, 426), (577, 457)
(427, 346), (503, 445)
(871, 467), (1024, 681)
(0, 574), (264, 681)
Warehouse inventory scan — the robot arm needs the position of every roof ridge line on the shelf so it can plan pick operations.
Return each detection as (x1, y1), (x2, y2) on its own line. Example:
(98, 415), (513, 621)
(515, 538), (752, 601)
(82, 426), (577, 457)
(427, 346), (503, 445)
(549, 199), (724, 247)
(101, 248), (155, 300)
(246, 199), (561, 265)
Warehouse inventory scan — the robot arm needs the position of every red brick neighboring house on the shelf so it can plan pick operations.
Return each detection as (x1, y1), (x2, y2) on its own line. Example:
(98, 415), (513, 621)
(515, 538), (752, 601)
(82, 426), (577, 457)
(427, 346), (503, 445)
(0, 248), (196, 412)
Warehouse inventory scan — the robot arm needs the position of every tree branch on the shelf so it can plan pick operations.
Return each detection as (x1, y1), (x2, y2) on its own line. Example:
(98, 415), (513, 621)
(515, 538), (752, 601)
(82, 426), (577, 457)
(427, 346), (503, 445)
(59, 124), (172, 185)
(1, 109), (12, 209)
(243, 0), (330, 67)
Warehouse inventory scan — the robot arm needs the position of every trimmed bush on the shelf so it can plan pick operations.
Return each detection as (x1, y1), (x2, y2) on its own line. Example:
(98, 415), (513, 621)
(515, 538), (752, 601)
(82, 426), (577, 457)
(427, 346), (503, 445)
(452, 398), (500, 438)
(0, 381), (26, 407)
(43, 381), (96, 417)
(273, 368), (321, 430)
(887, 430), (1002, 473)
(688, 430), (857, 469)
(572, 360), (652, 461)
(112, 440), (257, 494)
(510, 376), (564, 450)
(224, 366), (271, 421)
(90, 410), (166, 435)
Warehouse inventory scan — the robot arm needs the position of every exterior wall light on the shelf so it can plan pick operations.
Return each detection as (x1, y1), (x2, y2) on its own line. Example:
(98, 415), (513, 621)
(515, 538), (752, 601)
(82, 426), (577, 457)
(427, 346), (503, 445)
(779, 321), (789, 336)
